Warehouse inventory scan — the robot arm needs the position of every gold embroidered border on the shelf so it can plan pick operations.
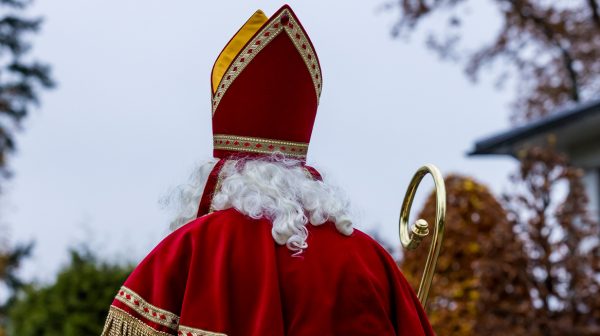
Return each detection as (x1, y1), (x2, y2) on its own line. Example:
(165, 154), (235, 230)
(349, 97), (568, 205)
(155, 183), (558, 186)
(115, 286), (180, 330)
(302, 167), (316, 180)
(178, 325), (228, 336)
(212, 8), (322, 115)
(213, 134), (308, 158)
(282, 15), (321, 98)
(208, 159), (235, 214)
(102, 306), (173, 336)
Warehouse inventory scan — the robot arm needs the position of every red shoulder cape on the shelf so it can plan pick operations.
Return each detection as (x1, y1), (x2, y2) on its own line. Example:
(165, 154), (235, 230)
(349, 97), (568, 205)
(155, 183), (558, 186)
(102, 208), (434, 336)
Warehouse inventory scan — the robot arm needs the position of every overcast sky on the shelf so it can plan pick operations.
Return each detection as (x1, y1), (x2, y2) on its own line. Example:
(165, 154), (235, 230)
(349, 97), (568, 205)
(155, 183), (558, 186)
(4, 0), (517, 281)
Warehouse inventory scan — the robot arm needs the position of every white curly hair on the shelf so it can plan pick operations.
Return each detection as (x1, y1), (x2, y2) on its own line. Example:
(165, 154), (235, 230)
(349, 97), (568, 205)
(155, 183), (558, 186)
(164, 154), (353, 253)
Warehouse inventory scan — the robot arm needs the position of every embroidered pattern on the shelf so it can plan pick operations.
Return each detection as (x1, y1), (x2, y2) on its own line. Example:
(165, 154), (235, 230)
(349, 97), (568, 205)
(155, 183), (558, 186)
(208, 159), (235, 214)
(115, 286), (180, 330)
(102, 306), (173, 336)
(178, 325), (228, 336)
(213, 134), (308, 158)
(302, 167), (316, 180)
(212, 8), (322, 114)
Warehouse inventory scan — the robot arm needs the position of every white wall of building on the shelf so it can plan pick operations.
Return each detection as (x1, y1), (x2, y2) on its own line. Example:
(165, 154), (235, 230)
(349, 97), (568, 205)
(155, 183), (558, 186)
(583, 169), (600, 221)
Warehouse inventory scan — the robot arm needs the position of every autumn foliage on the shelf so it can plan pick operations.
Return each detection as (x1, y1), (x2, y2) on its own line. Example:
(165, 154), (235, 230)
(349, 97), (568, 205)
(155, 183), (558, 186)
(400, 175), (533, 335)
(401, 147), (600, 335)
(505, 146), (600, 334)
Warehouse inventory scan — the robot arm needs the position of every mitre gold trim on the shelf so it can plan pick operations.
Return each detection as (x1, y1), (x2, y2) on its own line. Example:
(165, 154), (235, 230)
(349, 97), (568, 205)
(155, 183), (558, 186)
(213, 134), (309, 158)
(212, 8), (322, 115)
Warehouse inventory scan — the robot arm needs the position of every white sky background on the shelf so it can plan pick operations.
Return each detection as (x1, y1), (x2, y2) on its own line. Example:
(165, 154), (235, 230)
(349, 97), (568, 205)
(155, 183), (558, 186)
(4, 0), (517, 281)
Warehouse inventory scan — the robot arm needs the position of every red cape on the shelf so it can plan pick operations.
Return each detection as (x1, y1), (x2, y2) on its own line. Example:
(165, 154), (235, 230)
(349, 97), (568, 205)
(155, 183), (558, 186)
(102, 208), (434, 336)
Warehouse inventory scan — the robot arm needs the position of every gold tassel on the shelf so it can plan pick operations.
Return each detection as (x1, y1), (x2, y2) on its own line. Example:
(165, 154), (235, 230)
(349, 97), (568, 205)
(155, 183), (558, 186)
(101, 306), (174, 336)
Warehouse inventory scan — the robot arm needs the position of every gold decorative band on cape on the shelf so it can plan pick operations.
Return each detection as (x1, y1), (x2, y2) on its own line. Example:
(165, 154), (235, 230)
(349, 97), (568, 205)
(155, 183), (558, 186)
(114, 286), (180, 330)
(208, 159), (234, 214)
(212, 8), (322, 114)
(213, 134), (308, 158)
(101, 306), (173, 336)
(178, 325), (228, 336)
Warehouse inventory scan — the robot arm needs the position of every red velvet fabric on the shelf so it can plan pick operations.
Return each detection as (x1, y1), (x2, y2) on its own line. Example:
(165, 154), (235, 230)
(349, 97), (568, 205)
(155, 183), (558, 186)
(112, 208), (435, 335)
(212, 31), (318, 143)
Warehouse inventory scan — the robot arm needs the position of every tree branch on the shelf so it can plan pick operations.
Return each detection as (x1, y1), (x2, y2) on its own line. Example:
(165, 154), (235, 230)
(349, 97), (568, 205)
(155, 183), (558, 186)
(588, 0), (600, 29)
(511, 0), (580, 102)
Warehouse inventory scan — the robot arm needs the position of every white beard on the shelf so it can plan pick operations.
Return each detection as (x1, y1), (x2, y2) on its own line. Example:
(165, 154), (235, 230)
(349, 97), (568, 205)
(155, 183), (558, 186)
(164, 155), (353, 253)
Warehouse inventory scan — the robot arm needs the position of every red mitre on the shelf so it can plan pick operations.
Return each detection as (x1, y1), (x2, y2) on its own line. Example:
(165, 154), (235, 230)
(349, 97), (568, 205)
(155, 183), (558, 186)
(211, 4), (322, 161)
(197, 5), (323, 217)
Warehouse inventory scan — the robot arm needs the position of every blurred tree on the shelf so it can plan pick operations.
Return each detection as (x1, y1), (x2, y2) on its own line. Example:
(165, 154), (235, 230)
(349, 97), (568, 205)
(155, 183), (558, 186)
(401, 175), (534, 335)
(7, 248), (132, 336)
(503, 144), (600, 335)
(0, 0), (54, 334)
(0, 242), (32, 336)
(402, 150), (600, 335)
(388, 0), (600, 123)
(0, 0), (54, 174)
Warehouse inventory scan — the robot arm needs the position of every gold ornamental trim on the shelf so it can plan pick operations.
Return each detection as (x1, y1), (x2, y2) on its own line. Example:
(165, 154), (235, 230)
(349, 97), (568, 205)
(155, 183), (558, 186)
(115, 286), (180, 330)
(213, 134), (308, 158)
(178, 325), (228, 336)
(212, 8), (322, 115)
(101, 306), (173, 336)
(208, 159), (235, 214)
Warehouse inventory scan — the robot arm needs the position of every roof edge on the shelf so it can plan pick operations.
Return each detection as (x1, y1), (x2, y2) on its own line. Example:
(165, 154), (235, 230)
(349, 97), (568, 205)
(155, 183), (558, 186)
(469, 98), (600, 156)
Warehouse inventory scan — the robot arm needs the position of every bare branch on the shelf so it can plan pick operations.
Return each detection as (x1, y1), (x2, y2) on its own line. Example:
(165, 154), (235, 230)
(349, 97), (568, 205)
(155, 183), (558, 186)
(588, 0), (600, 28)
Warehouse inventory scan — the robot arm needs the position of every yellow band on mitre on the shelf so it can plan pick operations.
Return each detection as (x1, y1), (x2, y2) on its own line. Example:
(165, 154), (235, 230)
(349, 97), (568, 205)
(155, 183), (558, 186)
(211, 10), (268, 93)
